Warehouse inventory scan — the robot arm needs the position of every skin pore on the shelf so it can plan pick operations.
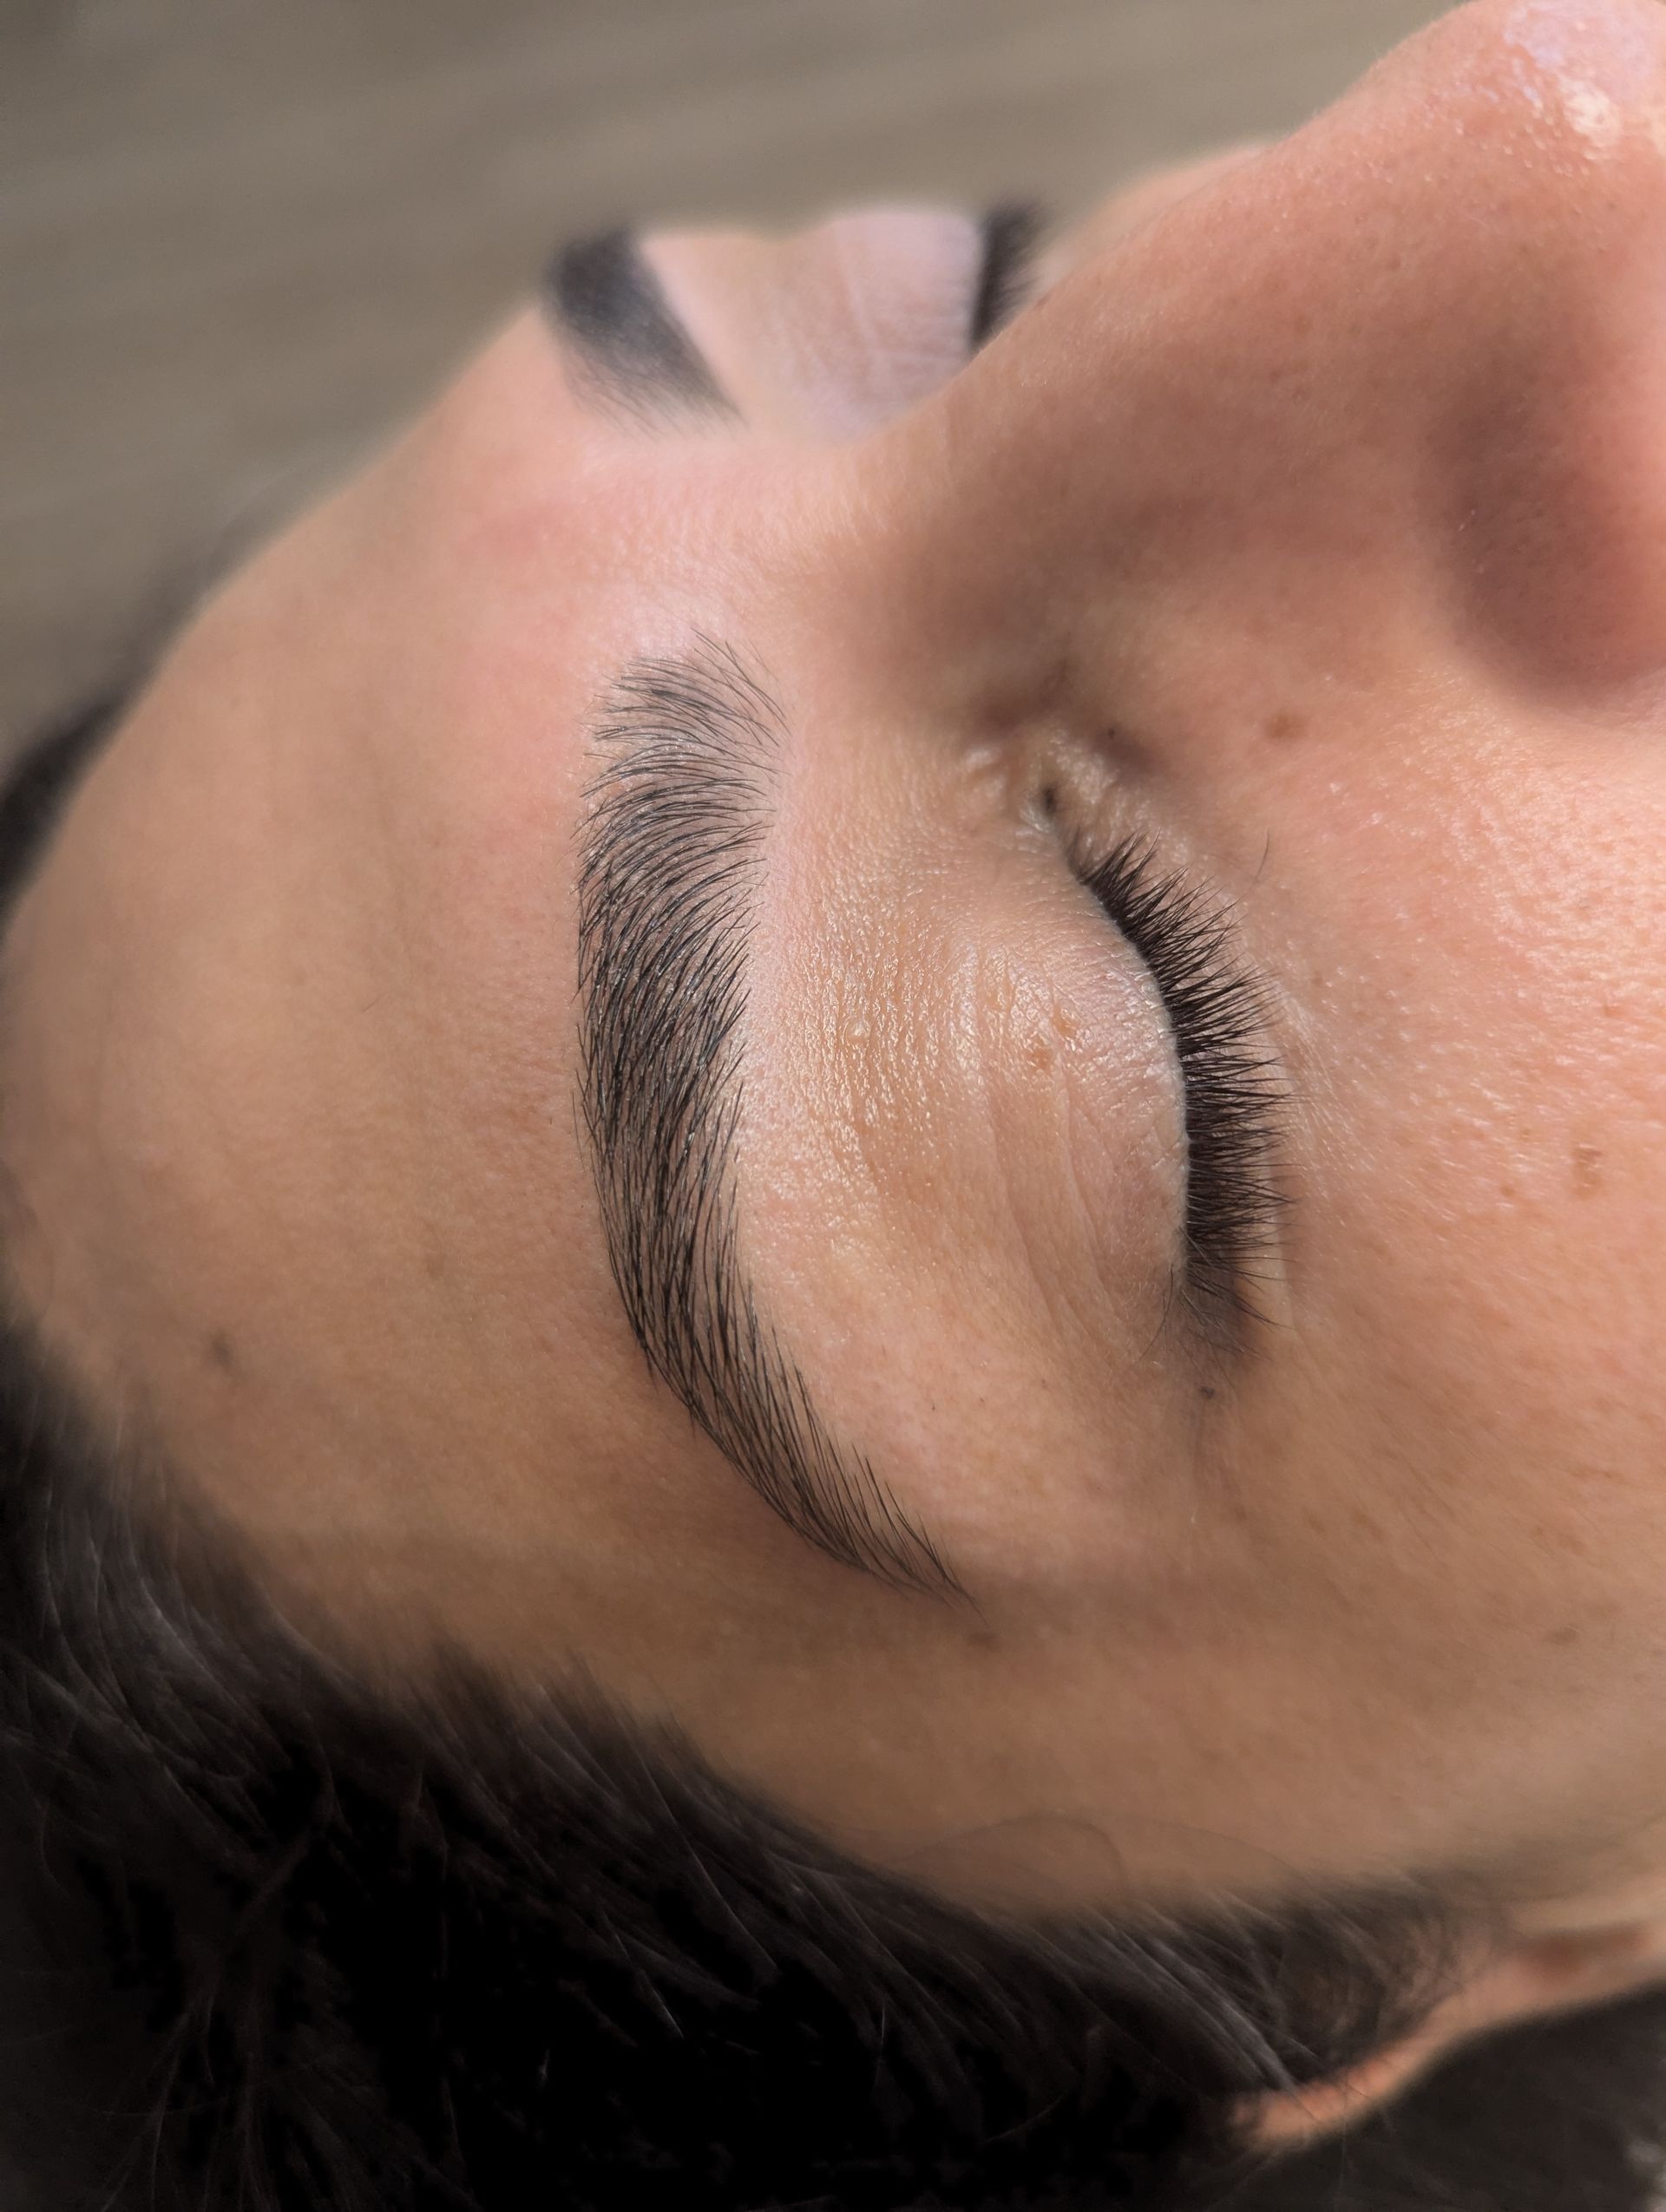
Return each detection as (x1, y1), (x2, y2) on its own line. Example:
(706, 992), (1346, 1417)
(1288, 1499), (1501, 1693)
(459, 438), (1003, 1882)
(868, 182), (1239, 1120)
(10, 0), (1666, 2126)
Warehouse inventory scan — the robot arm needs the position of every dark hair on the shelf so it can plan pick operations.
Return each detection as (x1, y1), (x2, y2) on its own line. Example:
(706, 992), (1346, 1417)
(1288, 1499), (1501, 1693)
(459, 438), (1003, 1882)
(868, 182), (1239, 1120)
(0, 1312), (1454, 2212)
(3, 695), (1665, 2212)
(1, 1331), (1663, 2212)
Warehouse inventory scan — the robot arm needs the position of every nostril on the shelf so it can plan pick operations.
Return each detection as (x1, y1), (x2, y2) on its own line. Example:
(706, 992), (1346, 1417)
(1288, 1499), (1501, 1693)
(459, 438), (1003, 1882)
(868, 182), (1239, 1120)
(1438, 319), (1666, 702)
(1328, 2), (1666, 700)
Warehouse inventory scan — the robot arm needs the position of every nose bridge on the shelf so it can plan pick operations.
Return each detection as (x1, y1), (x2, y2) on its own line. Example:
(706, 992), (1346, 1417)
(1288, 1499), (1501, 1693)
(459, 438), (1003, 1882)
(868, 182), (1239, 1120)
(874, 0), (1666, 697)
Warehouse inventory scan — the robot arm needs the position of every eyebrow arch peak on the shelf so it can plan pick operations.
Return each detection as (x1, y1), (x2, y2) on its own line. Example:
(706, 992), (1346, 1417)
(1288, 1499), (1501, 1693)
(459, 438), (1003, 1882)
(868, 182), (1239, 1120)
(575, 640), (961, 1600)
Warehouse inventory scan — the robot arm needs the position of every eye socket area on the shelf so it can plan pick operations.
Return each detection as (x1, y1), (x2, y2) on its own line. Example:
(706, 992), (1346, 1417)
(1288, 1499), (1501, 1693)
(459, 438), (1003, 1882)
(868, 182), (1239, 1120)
(640, 205), (1040, 437)
(1070, 834), (1290, 1351)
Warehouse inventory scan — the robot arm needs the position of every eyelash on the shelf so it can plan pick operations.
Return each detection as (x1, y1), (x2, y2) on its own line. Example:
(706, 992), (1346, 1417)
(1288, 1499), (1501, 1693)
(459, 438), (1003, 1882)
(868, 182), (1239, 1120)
(1072, 834), (1288, 1343)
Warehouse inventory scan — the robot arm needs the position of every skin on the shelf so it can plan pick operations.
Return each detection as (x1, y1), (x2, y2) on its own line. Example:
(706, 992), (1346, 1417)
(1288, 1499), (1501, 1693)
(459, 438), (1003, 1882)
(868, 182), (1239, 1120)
(10, 0), (1666, 2123)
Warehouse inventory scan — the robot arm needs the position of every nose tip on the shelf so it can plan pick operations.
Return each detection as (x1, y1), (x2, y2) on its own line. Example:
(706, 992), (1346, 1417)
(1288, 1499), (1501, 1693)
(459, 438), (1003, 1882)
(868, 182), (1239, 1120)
(1371, 0), (1666, 693)
(1492, 0), (1666, 134)
(1379, 0), (1666, 153)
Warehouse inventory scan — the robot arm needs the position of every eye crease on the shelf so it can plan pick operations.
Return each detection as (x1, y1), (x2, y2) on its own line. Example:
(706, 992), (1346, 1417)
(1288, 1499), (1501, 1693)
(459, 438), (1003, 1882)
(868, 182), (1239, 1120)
(1068, 833), (1289, 1349)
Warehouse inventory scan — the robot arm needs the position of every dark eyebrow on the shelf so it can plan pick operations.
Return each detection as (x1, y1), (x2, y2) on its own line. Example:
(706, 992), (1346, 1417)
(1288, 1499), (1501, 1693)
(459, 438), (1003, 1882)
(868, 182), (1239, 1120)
(541, 229), (736, 425)
(0, 686), (134, 921)
(971, 200), (1048, 350)
(575, 642), (962, 1600)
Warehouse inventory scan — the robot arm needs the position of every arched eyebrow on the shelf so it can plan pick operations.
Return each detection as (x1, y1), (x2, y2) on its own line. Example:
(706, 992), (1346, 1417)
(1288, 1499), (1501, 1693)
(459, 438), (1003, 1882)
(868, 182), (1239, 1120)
(575, 641), (964, 1600)
(541, 229), (738, 426)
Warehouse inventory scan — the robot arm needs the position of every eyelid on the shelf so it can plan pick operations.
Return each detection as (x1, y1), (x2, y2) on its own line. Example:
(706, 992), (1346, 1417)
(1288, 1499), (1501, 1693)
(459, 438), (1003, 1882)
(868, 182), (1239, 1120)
(1065, 831), (1289, 1350)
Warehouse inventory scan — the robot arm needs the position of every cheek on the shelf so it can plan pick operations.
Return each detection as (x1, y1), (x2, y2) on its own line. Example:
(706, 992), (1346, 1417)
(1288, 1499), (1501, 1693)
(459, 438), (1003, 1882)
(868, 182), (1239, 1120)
(1261, 757), (1666, 1652)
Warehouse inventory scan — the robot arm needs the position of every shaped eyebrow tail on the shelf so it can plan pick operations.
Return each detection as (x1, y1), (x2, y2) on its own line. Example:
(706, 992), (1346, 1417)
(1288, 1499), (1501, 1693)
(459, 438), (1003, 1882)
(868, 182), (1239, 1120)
(575, 639), (963, 1601)
(541, 228), (737, 424)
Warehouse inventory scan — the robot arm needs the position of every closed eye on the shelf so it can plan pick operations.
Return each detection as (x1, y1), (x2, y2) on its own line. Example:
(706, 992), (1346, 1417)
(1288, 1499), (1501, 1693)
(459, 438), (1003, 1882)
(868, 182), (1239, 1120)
(1071, 834), (1289, 1351)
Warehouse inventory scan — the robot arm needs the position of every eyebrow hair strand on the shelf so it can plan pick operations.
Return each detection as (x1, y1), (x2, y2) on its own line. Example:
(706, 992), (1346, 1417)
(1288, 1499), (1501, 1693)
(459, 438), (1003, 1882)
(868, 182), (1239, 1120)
(575, 640), (961, 1600)
(541, 228), (737, 425)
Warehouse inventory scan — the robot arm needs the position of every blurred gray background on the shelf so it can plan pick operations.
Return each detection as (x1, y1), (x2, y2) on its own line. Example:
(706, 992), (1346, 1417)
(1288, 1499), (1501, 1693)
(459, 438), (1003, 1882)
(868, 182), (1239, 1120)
(3, 0), (1446, 747)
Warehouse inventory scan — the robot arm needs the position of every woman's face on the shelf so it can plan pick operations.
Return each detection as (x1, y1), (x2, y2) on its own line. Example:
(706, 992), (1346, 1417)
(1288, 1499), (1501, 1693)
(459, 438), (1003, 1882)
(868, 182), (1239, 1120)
(12, 0), (1666, 1935)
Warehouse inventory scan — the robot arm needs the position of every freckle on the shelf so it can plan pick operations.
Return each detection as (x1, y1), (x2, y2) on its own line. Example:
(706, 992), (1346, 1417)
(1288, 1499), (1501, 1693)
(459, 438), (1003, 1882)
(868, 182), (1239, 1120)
(423, 1246), (449, 1282)
(1263, 709), (1307, 743)
(205, 1331), (239, 1378)
(1571, 1143), (1604, 1197)
(1199, 1384), (1217, 1400)
(1498, 1181), (1518, 1201)
(1546, 1624), (1580, 1648)
(1550, 1518), (1596, 1564)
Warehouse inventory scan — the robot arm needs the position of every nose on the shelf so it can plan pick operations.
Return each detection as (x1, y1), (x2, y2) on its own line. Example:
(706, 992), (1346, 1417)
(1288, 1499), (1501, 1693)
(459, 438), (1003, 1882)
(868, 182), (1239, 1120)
(878, 0), (1666, 704)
